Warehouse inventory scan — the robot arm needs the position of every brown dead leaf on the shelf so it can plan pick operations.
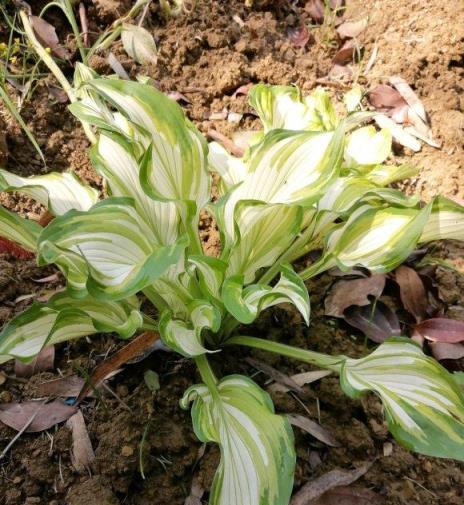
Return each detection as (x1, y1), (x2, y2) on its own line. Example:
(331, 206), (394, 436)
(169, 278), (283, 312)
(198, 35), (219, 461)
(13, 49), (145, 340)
(67, 410), (95, 473)
(288, 24), (312, 48)
(31, 16), (71, 60)
(288, 414), (340, 447)
(336, 18), (368, 39)
(389, 76), (427, 124)
(185, 478), (205, 505)
(76, 331), (160, 404)
(232, 83), (253, 98)
(333, 40), (359, 65)
(394, 265), (428, 322)
(290, 462), (374, 505)
(414, 318), (464, 343)
(305, 0), (325, 24)
(368, 85), (407, 111)
(268, 370), (332, 394)
(0, 237), (35, 260)
(430, 342), (464, 361)
(325, 274), (386, 317)
(246, 357), (309, 397)
(312, 485), (385, 505)
(0, 400), (76, 432)
(14, 346), (55, 378)
(35, 376), (96, 398)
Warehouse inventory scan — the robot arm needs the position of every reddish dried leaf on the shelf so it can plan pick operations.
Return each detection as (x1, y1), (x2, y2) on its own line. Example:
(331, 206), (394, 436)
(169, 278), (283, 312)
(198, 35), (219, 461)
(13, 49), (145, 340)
(325, 274), (386, 317)
(343, 302), (401, 343)
(31, 16), (71, 60)
(290, 462), (374, 505)
(0, 237), (35, 260)
(35, 376), (96, 398)
(336, 18), (368, 39)
(288, 24), (312, 48)
(207, 129), (245, 157)
(312, 486), (385, 505)
(333, 40), (358, 65)
(389, 75), (427, 124)
(395, 265), (428, 322)
(66, 410), (95, 473)
(288, 413), (340, 447)
(76, 331), (160, 404)
(414, 318), (464, 343)
(0, 400), (76, 432)
(305, 0), (325, 23)
(367, 84), (406, 110)
(232, 83), (253, 98)
(14, 346), (55, 378)
(430, 342), (464, 361)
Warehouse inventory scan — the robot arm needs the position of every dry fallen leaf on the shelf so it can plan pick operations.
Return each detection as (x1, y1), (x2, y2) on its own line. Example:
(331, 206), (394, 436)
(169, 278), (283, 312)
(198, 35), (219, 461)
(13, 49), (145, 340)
(389, 75), (427, 124)
(414, 318), (464, 343)
(14, 346), (55, 378)
(312, 485), (385, 505)
(333, 40), (358, 65)
(185, 477), (205, 505)
(368, 84), (407, 111)
(35, 375), (95, 398)
(30, 15), (71, 60)
(325, 274), (386, 318)
(305, 0), (325, 23)
(288, 413), (340, 447)
(430, 342), (464, 361)
(290, 462), (374, 505)
(394, 265), (429, 322)
(343, 302), (401, 343)
(288, 24), (312, 48)
(76, 331), (160, 404)
(374, 115), (421, 152)
(207, 129), (245, 157)
(0, 400), (76, 432)
(67, 410), (95, 473)
(336, 18), (368, 39)
(268, 370), (332, 394)
(0, 237), (35, 260)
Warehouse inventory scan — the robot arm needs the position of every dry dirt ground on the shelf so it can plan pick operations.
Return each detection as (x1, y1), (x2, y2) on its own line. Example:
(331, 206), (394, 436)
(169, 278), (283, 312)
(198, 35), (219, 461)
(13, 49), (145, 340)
(0, 1), (464, 504)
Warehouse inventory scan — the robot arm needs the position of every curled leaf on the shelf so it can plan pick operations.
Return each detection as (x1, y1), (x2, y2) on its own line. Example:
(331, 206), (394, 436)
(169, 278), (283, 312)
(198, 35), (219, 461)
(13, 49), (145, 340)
(394, 265), (429, 322)
(14, 345), (55, 378)
(414, 318), (464, 343)
(30, 15), (70, 60)
(288, 413), (340, 447)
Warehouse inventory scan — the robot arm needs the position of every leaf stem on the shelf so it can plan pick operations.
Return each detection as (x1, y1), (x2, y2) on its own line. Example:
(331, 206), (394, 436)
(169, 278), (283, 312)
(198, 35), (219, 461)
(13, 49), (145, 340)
(227, 335), (344, 373)
(194, 354), (218, 392)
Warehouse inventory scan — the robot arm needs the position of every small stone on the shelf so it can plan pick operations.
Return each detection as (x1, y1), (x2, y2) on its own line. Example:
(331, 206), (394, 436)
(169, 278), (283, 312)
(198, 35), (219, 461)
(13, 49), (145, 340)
(121, 445), (134, 457)
(13, 476), (23, 484)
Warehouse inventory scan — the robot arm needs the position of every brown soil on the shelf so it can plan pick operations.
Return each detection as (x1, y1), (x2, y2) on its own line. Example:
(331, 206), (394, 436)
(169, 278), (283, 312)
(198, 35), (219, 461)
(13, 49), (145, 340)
(1, 1), (464, 504)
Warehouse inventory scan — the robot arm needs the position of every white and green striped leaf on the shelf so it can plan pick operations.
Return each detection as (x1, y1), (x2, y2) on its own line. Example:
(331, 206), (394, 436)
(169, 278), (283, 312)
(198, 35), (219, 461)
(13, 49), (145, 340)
(189, 255), (227, 305)
(181, 375), (295, 505)
(0, 293), (143, 364)
(90, 131), (180, 245)
(38, 197), (187, 300)
(340, 338), (464, 461)
(159, 300), (220, 357)
(345, 126), (392, 168)
(0, 205), (41, 252)
(223, 264), (310, 325)
(208, 141), (248, 194)
(0, 169), (99, 215)
(87, 79), (210, 210)
(325, 204), (431, 273)
(420, 196), (464, 243)
(364, 164), (419, 186)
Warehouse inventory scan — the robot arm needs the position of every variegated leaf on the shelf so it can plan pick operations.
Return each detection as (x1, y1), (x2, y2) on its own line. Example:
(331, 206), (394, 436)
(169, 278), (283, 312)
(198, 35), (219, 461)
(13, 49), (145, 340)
(0, 205), (42, 251)
(345, 126), (392, 168)
(341, 338), (464, 461)
(222, 264), (310, 324)
(87, 79), (210, 210)
(181, 375), (295, 505)
(38, 197), (187, 299)
(0, 169), (99, 215)
(189, 255), (227, 305)
(159, 300), (220, 357)
(420, 196), (464, 243)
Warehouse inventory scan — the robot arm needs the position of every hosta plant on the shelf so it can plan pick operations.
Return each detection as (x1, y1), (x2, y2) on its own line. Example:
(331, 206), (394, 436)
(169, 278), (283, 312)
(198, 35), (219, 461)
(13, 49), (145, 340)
(1, 73), (464, 505)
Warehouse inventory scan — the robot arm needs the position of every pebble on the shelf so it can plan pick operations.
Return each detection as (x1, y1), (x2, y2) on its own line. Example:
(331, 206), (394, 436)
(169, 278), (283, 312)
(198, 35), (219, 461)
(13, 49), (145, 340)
(121, 445), (134, 457)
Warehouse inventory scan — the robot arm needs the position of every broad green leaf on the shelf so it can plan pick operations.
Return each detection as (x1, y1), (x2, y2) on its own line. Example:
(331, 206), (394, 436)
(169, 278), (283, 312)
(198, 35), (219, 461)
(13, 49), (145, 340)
(181, 375), (295, 505)
(223, 264), (310, 324)
(340, 338), (464, 461)
(0, 205), (42, 251)
(121, 23), (157, 65)
(38, 197), (187, 300)
(0, 292), (143, 363)
(420, 196), (464, 243)
(345, 126), (392, 168)
(225, 202), (302, 283)
(88, 79), (210, 210)
(159, 300), (220, 357)
(91, 131), (180, 245)
(0, 169), (99, 215)
(325, 204), (431, 273)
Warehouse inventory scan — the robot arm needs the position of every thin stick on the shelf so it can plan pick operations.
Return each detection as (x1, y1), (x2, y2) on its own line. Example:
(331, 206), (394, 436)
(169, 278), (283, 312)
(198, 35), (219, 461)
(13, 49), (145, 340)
(79, 3), (89, 47)
(0, 408), (40, 460)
